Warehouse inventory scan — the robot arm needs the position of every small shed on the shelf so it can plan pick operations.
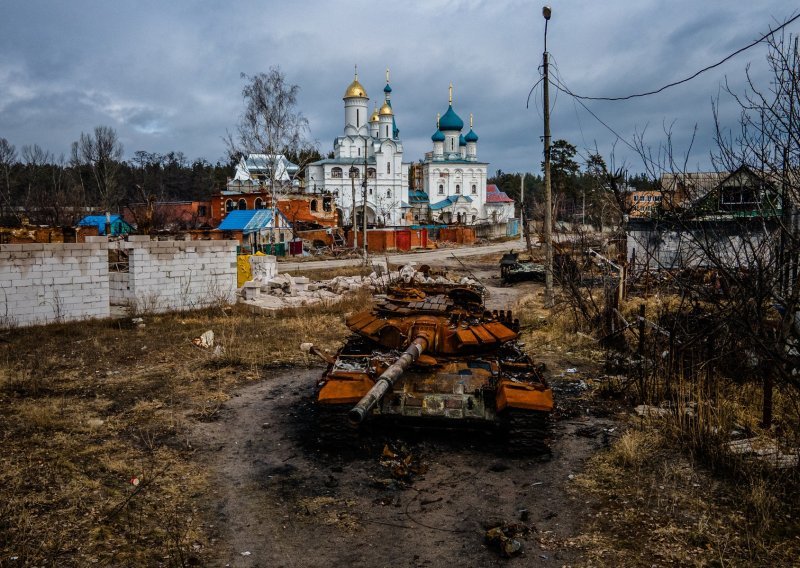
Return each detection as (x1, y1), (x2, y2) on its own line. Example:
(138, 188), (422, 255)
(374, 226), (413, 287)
(217, 209), (292, 251)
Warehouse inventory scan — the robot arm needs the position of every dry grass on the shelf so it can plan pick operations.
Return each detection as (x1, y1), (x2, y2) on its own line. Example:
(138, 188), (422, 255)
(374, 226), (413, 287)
(0, 291), (370, 566)
(514, 290), (603, 369)
(514, 284), (800, 565)
(570, 415), (800, 567)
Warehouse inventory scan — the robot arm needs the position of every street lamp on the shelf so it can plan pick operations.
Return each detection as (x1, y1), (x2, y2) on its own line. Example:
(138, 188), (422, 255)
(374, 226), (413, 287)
(542, 4), (554, 308)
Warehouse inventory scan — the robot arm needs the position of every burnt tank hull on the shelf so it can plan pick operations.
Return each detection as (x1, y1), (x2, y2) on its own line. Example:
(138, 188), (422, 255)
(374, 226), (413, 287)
(311, 269), (553, 449)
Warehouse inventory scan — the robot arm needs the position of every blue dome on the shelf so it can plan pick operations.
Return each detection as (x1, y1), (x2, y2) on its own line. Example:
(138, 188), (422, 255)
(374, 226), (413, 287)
(384, 83), (392, 93)
(459, 134), (466, 146)
(465, 129), (479, 143)
(438, 105), (464, 131)
(431, 129), (445, 142)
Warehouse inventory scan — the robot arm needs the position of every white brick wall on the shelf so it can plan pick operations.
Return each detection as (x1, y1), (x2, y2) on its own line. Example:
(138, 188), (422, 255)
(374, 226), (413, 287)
(0, 237), (110, 327)
(0, 237), (238, 327)
(110, 238), (238, 313)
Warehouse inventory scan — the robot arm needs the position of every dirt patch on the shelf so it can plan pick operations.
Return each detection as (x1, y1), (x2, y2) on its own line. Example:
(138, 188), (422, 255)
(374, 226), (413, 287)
(191, 369), (616, 567)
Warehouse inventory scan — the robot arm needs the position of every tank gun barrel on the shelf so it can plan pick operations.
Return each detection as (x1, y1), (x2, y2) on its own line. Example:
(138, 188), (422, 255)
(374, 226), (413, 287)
(348, 336), (428, 424)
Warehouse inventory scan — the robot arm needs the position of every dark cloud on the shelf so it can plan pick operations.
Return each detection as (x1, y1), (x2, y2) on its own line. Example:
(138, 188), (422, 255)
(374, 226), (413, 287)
(0, 0), (796, 176)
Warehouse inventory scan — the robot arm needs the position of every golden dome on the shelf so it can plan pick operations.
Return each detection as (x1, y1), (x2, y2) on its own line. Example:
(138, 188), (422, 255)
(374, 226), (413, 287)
(379, 102), (393, 116)
(344, 78), (368, 99)
(370, 106), (380, 122)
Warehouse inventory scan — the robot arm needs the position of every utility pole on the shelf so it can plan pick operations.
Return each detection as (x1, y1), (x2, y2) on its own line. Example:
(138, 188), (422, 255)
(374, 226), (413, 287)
(362, 138), (368, 261)
(542, 5), (554, 308)
(351, 170), (357, 251)
(520, 173), (525, 245)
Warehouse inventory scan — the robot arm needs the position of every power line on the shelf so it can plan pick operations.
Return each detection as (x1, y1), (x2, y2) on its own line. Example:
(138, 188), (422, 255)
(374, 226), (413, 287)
(558, 12), (800, 101)
(550, 73), (667, 173)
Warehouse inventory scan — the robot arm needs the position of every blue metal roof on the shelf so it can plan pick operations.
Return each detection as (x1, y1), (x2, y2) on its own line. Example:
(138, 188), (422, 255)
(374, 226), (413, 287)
(439, 105), (463, 131)
(431, 129), (445, 142)
(465, 129), (479, 142)
(429, 195), (473, 211)
(409, 189), (430, 203)
(459, 134), (466, 146)
(217, 209), (281, 234)
(77, 214), (132, 236)
(384, 83), (392, 93)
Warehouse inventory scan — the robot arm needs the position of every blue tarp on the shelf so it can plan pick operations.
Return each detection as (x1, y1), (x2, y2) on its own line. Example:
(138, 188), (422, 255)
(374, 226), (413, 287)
(77, 214), (132, 236)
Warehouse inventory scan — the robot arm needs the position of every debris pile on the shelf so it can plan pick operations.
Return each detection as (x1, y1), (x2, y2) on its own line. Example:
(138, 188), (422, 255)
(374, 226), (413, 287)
(379, 442), (428, 483)
(484, 522), (534, 557)
(239, 264), (480, 311)
(726, 438), (799, 469)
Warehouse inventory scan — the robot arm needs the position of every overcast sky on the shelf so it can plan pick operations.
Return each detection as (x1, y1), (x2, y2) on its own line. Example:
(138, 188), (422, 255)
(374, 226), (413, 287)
(1, 0), (797, 177)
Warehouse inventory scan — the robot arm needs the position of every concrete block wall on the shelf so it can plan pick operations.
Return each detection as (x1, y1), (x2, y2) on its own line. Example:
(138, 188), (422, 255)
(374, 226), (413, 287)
(0, 237), (110, 327)
(111, 237), (238, 312)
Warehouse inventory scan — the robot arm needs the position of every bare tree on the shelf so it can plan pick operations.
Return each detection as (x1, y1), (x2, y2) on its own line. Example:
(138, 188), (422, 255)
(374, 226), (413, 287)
(21, 144), (52, 223)
(71, 126), (124, 211)
(227, 67), (313, 242)
(0, 138), (18, 220)
(615, 31), (800, 429)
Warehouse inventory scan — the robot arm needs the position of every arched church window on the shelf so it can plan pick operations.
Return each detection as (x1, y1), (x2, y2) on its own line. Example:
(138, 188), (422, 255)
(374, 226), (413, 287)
(367, 168), (376, 179)
(387, 162), (391, 174)
(387, 189), (392, 198)
(455, 184), (460, 194)
(450, 139), (454, 151)
(225, 199), (234, 212)
(368, 188), (373, 195)
(357, 109), (360, 127)
(310, 199), (318, 212)
(255, 198), (264, 210)
(471, 214), (476, 223)
(358, 147), (360, 157)
(331, 167), (342, 178)
(349, 166), (359, 178)
(471, 184), (477, 194)
(438, 184), (444, 195)
(238, 199), (247, 210)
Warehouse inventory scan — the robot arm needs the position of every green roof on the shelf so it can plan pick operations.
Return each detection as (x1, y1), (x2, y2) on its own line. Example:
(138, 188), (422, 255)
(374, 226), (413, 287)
(439, 105), (463, 131)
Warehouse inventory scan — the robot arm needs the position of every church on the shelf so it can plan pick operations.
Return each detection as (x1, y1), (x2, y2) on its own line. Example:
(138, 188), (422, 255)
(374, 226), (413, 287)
(304, 68), (410, 227)
(421, 84), (492, 224)
(306, 70), (515, 227)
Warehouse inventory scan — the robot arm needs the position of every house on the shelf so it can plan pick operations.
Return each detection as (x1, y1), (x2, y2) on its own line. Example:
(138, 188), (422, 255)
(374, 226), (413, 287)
(627, 190), (665, 218)
(233, 154), (300, 186)
(210, 190), (271, 225)
(216, 209), (292, 250)
(276, 195), (338, 231)
(77, 214), (133, 236)
(626, 166), (781, 273)
(484, 184), (515, 223)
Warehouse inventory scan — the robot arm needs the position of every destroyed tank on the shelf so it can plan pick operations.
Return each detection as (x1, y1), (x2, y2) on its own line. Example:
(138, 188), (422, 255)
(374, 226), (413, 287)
(303, 267), (553, 451)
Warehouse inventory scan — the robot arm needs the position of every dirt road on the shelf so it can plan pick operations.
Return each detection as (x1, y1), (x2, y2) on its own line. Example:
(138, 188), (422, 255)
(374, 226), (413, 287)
(191, 257), (615, 566)
(192, 369), (614, 568)
(278, 240), (526, 272)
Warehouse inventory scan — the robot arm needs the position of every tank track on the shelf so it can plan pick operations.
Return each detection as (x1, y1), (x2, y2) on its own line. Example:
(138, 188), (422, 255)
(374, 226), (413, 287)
(502, 408), (551, 455)
(315, 403), (361, 448)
